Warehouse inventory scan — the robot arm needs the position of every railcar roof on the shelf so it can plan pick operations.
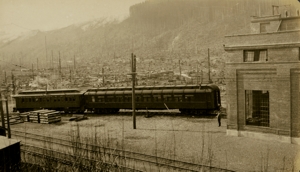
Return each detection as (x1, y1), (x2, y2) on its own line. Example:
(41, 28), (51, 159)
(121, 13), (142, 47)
(17, 89), (81, 95)
(12, 89), (84, 97)
(84, 88), (212, 95)
(86, 84), (219, 92)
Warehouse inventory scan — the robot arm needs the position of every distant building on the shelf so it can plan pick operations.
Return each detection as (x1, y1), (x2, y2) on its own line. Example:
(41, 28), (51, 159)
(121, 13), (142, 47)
(224, 7), (300, 144)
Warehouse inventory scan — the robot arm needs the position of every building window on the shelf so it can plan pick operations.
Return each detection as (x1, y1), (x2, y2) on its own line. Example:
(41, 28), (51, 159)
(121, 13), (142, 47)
(245, 90), (269, 127)
(244, 50), (267, 62)
(260, 23), (269, 33)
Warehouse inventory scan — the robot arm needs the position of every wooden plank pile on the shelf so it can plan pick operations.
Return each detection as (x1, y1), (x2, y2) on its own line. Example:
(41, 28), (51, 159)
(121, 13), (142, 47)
(3, 115), (24, 125)
(19, 112), (31, 122)
(26, 110), (61, 124)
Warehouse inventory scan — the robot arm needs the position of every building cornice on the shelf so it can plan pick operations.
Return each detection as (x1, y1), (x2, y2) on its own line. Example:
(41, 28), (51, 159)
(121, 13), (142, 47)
(225, 29), (300, 38)
(224, 42), (300, 51)
(226, 61), (300, 65)
(251, 15), (300, 23)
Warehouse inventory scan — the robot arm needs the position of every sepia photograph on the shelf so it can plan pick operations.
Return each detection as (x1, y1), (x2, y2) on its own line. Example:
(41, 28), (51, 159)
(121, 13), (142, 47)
(0, 0), (300, 171)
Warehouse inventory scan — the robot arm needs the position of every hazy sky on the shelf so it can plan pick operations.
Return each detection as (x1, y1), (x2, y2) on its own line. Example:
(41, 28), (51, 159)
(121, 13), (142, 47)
(0, 0), (144, 36)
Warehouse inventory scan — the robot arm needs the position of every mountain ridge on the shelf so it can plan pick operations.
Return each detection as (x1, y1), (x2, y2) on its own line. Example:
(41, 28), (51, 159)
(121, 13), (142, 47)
(0, 0), (299, 73)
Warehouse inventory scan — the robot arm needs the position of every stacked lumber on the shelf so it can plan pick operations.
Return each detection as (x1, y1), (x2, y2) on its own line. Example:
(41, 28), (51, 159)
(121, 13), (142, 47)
(28, 110), (61, 124)
(3, 115), (24, 125)
(19, 112), (30, 122)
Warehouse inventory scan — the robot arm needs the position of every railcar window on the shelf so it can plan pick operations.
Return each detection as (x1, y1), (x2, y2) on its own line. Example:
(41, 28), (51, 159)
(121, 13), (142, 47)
(107, 96), (114, 102)
(127, 96), (132, 102)
(196, 94), (206, 101)
(185, 95), (194, 102)
(173, 95), (182, 102)
(153, 95), (161, 102)
(21, 98), (25, 103)
(163, 95), (172, 102)
(92, 96), (95, 102)
(116, 96), (123, 102)
(97, 96), (105, 102)
(136, 96), (141, 102)
(143, 96), (152, 102)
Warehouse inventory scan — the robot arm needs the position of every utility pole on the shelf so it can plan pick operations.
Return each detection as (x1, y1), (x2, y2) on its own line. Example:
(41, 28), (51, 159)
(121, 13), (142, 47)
(208, 48), (212, 83)
(45, 36), (48, 69)
(37, 58), (39, 70)
(0, 99), (6, 136)
(196, 63), (199, 85)
(70, 68), (72, 83)
(11, 71), (15, 95)
(5, 100), (11, 138)
(201, 70), (203, 83)
(179, 60), (181, 81)
(102, 67), (105, 86)
(131, 53), (136, 129)
(74, 55), (76, 71)
(59, 51), (61, 78)
(51, 50), (54, 71)
(32, 64), (34, 79)
(4, 71), (6, 84)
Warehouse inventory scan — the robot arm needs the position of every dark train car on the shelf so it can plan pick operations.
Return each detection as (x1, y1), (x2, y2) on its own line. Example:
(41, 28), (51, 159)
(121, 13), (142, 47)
(84, 84), (221, 115)
(12, 89), (84, 113)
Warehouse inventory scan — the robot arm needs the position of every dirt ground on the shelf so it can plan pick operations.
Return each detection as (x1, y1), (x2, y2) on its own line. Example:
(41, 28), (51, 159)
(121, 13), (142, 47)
(10, 111), (300, 172)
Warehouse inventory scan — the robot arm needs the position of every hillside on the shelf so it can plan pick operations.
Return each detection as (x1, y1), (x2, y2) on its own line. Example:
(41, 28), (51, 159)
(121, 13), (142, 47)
(0, 0), (299, 89)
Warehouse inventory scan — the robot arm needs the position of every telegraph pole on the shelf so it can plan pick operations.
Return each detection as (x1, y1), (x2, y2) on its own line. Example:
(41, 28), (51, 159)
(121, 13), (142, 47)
(45, 36), (48, 69)
(51, 50), (54, 71)
(208, 48), (212, 83)
(32, 64), (34, 79)
(73, 55), (76, 71)
(179, 60), (181, 81)
(59, 51), (61, 78)
(4, 71), (6, 84)
(131, 53), (136, 129)
(5, 100), (11, 138)
(196, 63), (199, 84)
(0, 99), (5, 136)
(102, 67), (105, 86)
(11, 71), (15, 95)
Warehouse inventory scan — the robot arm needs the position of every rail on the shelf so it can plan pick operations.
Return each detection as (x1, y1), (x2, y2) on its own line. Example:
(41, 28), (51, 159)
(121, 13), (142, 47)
(12, 129), (233, 172)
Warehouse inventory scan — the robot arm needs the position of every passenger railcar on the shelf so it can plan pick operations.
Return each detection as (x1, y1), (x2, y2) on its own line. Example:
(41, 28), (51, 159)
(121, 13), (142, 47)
(12, 89), (84, 113)
(84, 84), (221, 115)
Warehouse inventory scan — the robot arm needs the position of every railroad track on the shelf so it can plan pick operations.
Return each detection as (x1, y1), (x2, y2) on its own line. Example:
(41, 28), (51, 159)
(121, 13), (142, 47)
(21, 144), (141, 172)
(12, 129), (233, 172)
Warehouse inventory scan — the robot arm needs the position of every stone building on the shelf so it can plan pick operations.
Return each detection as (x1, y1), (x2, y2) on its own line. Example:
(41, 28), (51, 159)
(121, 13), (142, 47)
(224, 8), (300, 144)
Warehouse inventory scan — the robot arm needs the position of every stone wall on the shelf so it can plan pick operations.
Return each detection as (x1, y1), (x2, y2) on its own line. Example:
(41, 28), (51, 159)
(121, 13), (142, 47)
(291, 69), (300, 138)
(225, 46), (300, 143)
